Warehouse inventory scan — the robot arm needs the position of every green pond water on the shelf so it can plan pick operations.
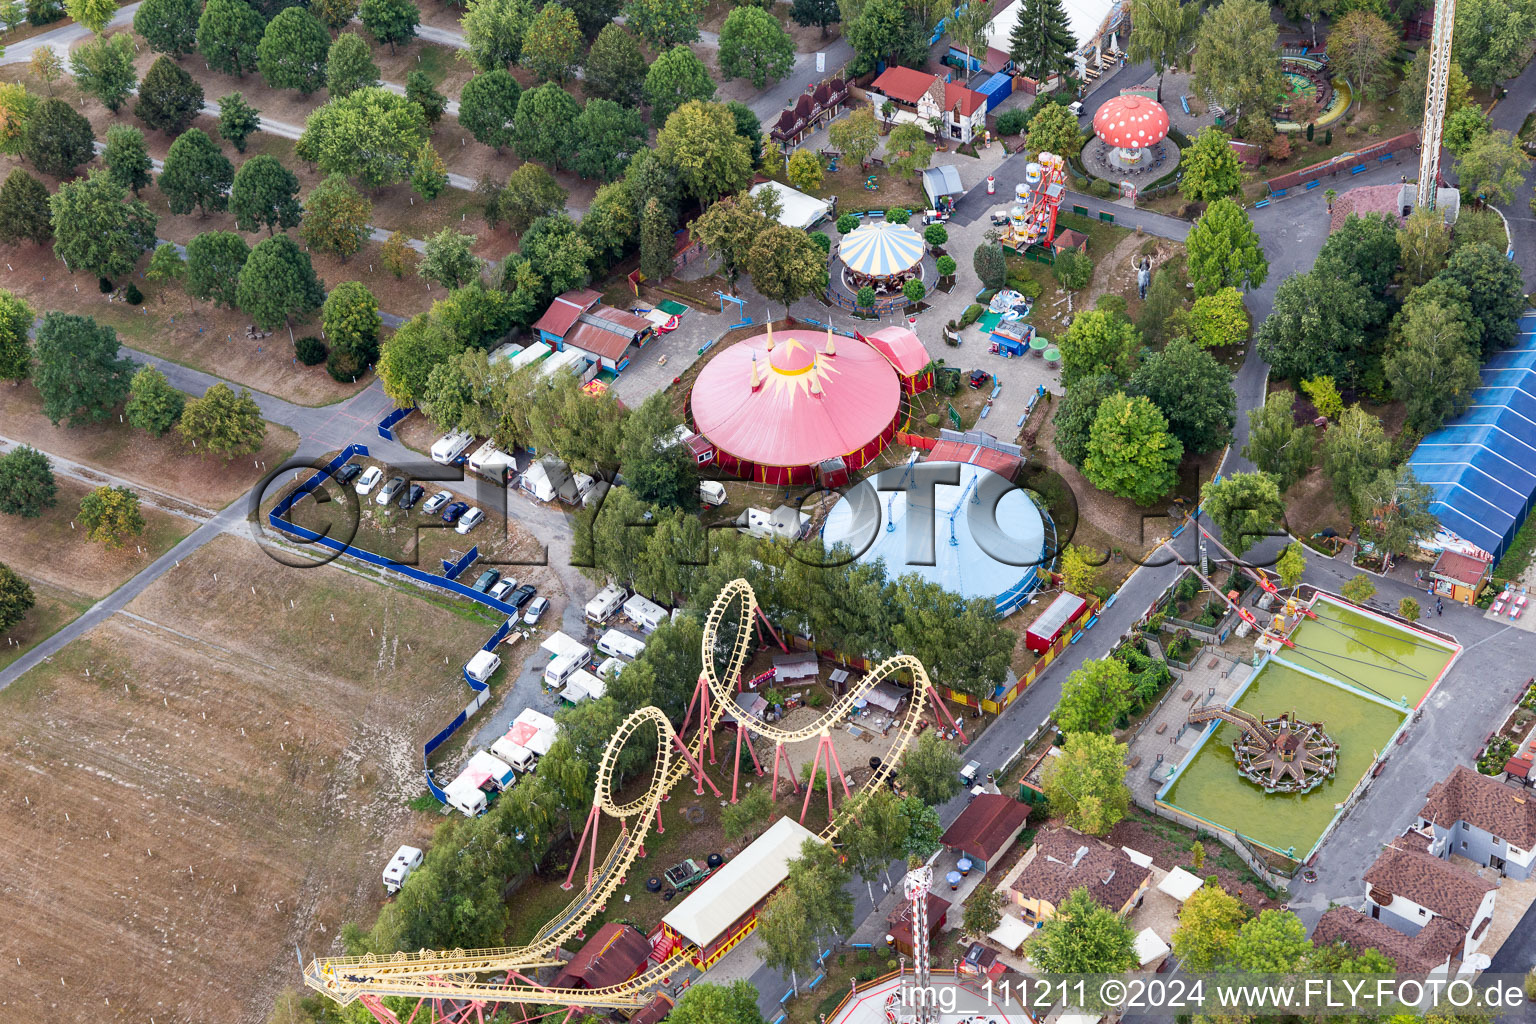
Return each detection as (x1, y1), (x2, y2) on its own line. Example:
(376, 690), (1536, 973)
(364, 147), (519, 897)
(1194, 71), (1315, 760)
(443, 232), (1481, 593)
(1162, 662), (1408, 855)
(1282, 599), (1457, 707)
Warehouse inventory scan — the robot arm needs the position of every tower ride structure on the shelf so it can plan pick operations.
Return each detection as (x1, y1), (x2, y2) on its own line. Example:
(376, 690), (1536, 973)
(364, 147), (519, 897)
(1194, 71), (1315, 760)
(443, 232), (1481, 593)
(1417, 0), (1456, 209)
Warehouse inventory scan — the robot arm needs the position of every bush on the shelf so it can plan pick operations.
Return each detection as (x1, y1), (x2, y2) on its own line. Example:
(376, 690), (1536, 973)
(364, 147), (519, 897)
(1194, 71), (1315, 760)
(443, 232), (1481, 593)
(326, 345), (362, 382)
(960, 303), (983, 327)
(996, 109), (1028, 136)
(856, 285), (876, 308)
(98, 277), (113, 293)
(924, 223), (948, 247)
(809, 231), (831, 254)
(295, 335), (328, 365)
(836, 212), (858, 233)
(123, 284), (143, 305)
(887, 208), (911, 224)
(925, 412), (941, 426)
(903, 279), (925, 303)
(1072, 175), (1089, 190)
(1088, 178), (1117, 199)
(1016, 277), (1042, 299)
(936, 254), (957, 277)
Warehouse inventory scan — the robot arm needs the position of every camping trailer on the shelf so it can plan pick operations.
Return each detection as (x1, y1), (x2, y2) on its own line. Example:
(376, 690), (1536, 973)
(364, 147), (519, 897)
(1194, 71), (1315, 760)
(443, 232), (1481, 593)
(491, 736), (535, 771)
(699, 480), (727, 506)
(540, 630), (591, 662)
(431, 431), (475, 465)
(445, 777), (488, 817)
(622, 593), (668, 632)
(467, 751), (516, 791)
(382, 845), (423, 893)
(596, 656), (624, 681)
(544, 650), (591, 688)
(465, 650), (501, 683)
(468, 441), (517, 483)
(586, 584), (626, 623)
(597, 629), (647, 662)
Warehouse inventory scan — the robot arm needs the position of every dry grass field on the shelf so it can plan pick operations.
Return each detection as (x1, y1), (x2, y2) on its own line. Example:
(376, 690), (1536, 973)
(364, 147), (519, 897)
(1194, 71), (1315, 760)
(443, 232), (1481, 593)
(0, 534), (504, 1024)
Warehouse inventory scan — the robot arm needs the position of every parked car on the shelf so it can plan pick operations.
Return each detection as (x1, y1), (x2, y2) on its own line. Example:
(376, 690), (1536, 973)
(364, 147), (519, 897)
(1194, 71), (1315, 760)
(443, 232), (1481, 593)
(509, 584), (536, 610)
(1067, 100), (1084, 118)
(470, 569), (501, 594)
(921, 208), (949, 224)
(456, 507), (485, 534)
(375, 476), (406, 505)
(354, 466), (383, 495)
(990, 210), (1009, 226)
(422, 490), (453, 514)
(488, 578), (518, 602)
(523, 596), (550, 625)
(398, 483), (425, 510)
(968, 369), (992, 390)
(441, 501), (469, 524)
(960, 759), (982, 785)
(333, 462), (363, 485)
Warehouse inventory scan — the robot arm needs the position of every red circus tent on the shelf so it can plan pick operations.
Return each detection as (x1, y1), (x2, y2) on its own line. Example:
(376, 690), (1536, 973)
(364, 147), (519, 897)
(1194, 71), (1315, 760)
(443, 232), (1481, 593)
(863, 325), (934, 395)
(689, 327), (901, 486)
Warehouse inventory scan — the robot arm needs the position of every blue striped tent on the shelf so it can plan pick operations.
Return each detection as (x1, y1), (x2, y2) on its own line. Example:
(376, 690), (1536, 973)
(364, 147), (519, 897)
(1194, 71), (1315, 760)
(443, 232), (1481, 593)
(837, 221), (925, 277)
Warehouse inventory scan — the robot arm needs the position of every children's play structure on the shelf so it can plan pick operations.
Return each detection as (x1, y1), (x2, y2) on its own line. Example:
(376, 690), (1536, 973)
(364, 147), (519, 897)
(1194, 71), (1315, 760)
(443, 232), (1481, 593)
(1001, 153), (1066, 250)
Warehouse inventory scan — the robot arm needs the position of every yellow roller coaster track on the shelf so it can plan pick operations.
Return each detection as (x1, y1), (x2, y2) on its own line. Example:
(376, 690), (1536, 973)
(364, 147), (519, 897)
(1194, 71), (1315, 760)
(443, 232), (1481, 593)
(303, 579), (943, 1012)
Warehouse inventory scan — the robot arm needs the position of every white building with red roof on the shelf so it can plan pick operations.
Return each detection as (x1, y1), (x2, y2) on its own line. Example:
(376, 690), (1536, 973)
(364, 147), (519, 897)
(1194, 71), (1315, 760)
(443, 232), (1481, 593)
(866, 67), (989, 144)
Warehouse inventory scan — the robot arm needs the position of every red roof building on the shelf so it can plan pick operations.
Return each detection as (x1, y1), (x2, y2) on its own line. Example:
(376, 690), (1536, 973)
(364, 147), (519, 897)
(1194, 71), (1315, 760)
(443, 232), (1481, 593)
(689, 327), (902, 486)
(1428, 549), (1492, 604)
(532, 288), (601, 339)
(886, 889), (951, 957)
(941, 793), (1031, 871)
(871, 66), (943, 105)
(863, 325), (933, 394)
(551, 923), (653, 991)
(944, 81), (987, 117)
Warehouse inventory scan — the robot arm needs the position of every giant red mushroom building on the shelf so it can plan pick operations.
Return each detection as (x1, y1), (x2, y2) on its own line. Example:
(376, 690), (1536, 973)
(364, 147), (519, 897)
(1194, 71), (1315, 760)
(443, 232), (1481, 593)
(1092, 93), (1170, 169)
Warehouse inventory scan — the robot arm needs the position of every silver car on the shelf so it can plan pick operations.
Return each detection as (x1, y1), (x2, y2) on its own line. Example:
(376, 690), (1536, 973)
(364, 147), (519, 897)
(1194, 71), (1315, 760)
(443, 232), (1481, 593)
(375, 476), (406, 505)
(422, 489), (454, 514)
(523, 596), (550, 625)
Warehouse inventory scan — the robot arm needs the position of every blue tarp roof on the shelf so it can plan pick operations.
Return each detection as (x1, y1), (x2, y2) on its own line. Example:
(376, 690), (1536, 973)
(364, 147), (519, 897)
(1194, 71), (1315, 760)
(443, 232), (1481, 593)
(1406, 312), (1536, 563)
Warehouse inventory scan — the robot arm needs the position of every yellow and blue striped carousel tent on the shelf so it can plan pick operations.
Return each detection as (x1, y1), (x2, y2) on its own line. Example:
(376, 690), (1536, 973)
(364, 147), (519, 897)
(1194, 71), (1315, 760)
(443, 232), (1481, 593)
(837, 220), (925, 277)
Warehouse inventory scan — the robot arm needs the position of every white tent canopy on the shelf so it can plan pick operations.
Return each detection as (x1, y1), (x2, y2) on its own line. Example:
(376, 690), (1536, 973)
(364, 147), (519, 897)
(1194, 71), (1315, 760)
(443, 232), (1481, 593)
(988, 913), (1032, 952)
(1121, 846), (1154, 869)
(750, 180), (832, 231)
(1135, 927), (1171, 967)
(1157, 866), (1204, 902)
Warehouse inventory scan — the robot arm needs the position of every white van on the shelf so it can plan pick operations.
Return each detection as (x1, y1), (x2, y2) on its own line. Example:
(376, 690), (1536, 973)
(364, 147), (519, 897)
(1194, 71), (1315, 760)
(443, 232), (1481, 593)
(468, 440), (517, 483)
(431, 431), (475, 465)
(699, 480), (727, 506)
(465, 650), (501, 683)
(544, 649), (591, 688)
(597, 628), (647, 662)
(382, 845), (423, 893)
(585, 583), (626, 624)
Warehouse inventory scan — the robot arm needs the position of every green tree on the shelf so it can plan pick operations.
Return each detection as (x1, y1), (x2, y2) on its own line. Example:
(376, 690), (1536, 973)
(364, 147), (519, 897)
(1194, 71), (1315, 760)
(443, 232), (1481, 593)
(1442, 105), (1491, 155)
(177, 381), (266, 457)
(1128, 336), (1235, 454)
(1052, 248), (1093, 290)
(690, 189), (771, 289)
(420, 228), (480, 289)
(1171, 883), (1248, 970)
(1277, 540), (1307, 587)
(667, 981), (765, 1024)
(746, 224), (827, 317)
(296, 86), (428, 188)
(405, 70), (447, 124)
(1136, 264), (1186, 344)
(962, 888), (1007, 939)
(216, 92), (262, 152)
(237, 235), (326, 327)
(29, 48), (64, 94)
(185, 230), (251, 306)
(1191, 0), (1280, 117)
(64, 0), (114, 31)
(720, 786), (772, 841)
(1301, 375), (1344, 420)
(381, 230), (417, 279)
(1184, 198), (1266, 296)
(786, 838), (855, 945)
(0, 81), (36, 157)
(322, 280), (381, 364)
(1026, 99), (1082, 157)
(257, 7), (330, 93)
(638, 195), (676, 282)
(896, 730), (963, 805)
(0, 290), (33, 384)
(1256, 271), (1371, 383)
(571, 99), (645, 182)
(885, 121), (933, 178)
(461, 0), (534, 71)
(490, 163), (567, 233)
(618, 391), (698, 508)
(312, 0), (358, 31)
(1230, 909), (1313, 971)
(133, 58), (204, 139)
(657, 101), (753, 203)
(1341, 573), (1376, 604)
(643, 44), (716, 126)
(1084, 392), (1183, 505)
(378, 312), (464, 404)
(0, 168), (52, 246)
(889, 578), (1012, 705)
(520, 213), (594, 292)
(756, 888), (819, 989)
(0, 564), (36, 632)
(1243, 390), (1315, 491)
(1317, 211), (1401, 315)
(1125, 0), (1198, 99)
(785, 148), (824, 192)
(197, 0), (266, 77)
(103, 124), (153, 195)
(846, 0), (926, 74)
(621, 0), (703, 49)
(1328, 10), (1396, 98)
(1032, 886), (1138, 971)
(1008, 0), (1076, 82)
(583, 24), (645, 105)
(50, 171), (157, 280)
(1179, 128), (1243, 202)
(581, 179), (639, 268)
(1054, 373), (1118, 468)
(125, 364), (185, 435)
(134, 0), (200, 56)
(1401, 46), (1473, 121)
(229, 154), (301, 235)
(160, 128), (234, 217)
(513, 82), (581, 170)
(1043, 732), (1131, 834)
(829, 107), (879, 168)
(1439, 242), (1526, 357)
(1059, 308), (1139, 386)
(33, 312), (134, 426)
(145, 242), (186, 298)
(1055, 657), (1134, 733)
(1453, 0), (1536, 89)
(325, 32), (380, 96)
(410, 143), (448, 201)
(1458, 130), (1527, 205)
(1386, 299), (1482, 432)
(1397, 205), (1452, 291)
(299, 173), (371, 259)
(973, 241), (1006, 290)
(358, 0), (418, 52)
(459, 69), (521, 151)
(1183, 286), (1249, 348)
(790, 0), (839, 37)
(78, 485), (145, 546)
(718, 5), (794, 87)
(0, 445), (56, 516)
(1320, 404), (1392, 518)
(1359, 466), (1439, 560)
(1201, 471), (1285, 556)
(520, 2), (582, 82)
(23, 97), (95, 176)
(70, 32), (136, 113)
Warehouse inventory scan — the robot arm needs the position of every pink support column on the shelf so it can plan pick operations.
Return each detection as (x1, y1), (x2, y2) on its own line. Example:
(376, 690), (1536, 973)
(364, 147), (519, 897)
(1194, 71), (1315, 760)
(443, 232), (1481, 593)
(799, 736), (826, 823)
(926, 683), (967, 744)
(359, 994), (405, 1024)
(770, 740), (799, 799)
(671, 730), (721, 798)
(562, 804), (603, 890)
(730, 723), (746, 804)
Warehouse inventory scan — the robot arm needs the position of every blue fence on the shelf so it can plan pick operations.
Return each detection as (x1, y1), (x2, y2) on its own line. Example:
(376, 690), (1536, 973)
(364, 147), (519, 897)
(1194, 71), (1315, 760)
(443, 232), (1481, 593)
(268, 443), (519, 806)
(377, 406), (415, 441)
